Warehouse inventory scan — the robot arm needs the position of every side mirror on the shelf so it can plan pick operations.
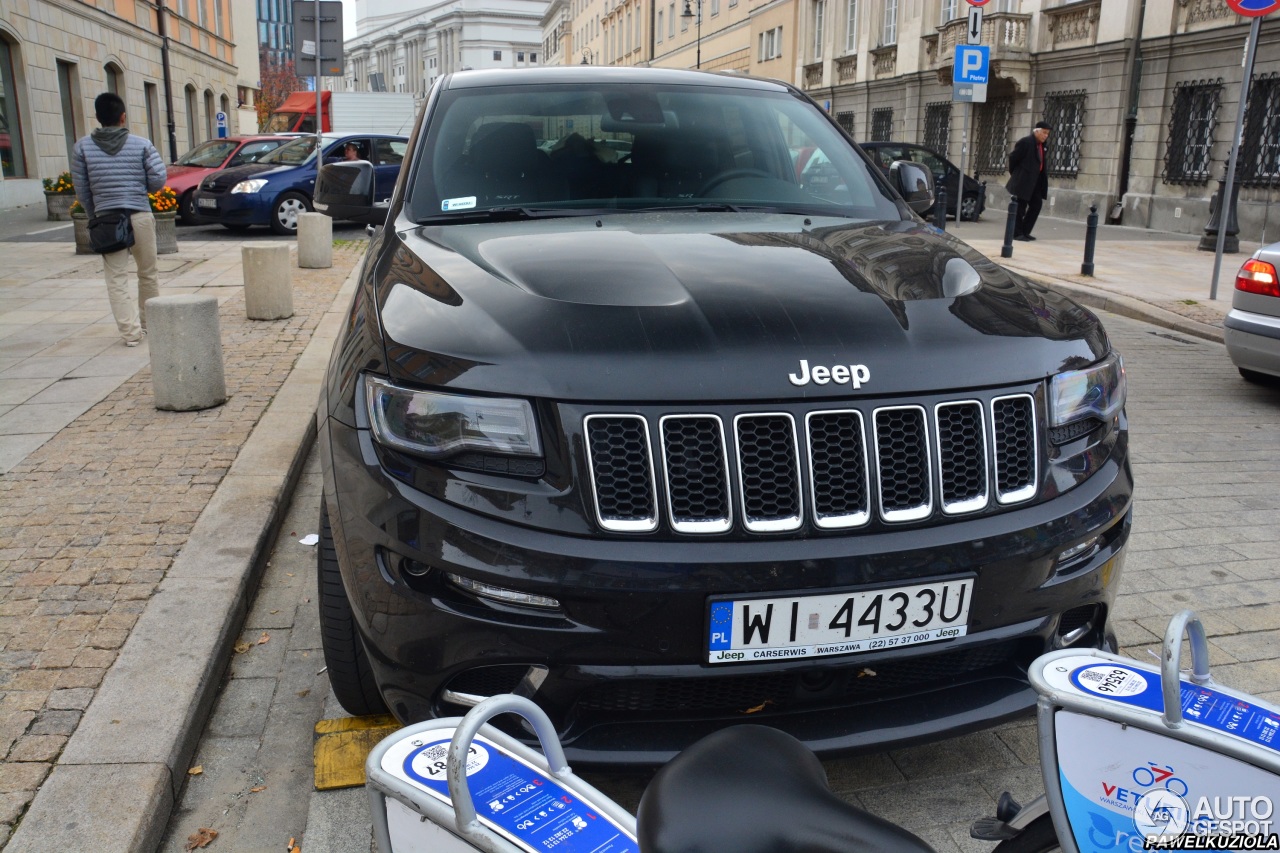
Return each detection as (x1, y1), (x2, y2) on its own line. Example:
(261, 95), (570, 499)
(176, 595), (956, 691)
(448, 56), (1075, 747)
(890, 160), (935, 216)
(315, 161), (385, 224)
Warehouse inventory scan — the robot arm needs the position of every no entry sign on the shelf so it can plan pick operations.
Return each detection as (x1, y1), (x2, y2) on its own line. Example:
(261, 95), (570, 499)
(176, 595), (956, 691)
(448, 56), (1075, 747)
(1226, 0), (1280, 16)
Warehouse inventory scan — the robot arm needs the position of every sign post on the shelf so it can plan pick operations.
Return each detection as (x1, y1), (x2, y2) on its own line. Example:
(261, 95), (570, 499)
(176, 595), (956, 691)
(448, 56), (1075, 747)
(292, 0), (344, 141)
(1209, 1), (1278, 300)
(953, 43), (989, 230)
(215, 110), (227, 138)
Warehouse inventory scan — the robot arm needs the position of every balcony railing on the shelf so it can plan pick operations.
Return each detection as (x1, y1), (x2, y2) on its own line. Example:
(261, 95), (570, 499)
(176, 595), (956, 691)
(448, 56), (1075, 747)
(836, 55), (857, 83)
(804, 62), (823, 89)
(1044, 0), (1101, 50)
(870, 45), (897, 78)
(934, 12), (1030, 68)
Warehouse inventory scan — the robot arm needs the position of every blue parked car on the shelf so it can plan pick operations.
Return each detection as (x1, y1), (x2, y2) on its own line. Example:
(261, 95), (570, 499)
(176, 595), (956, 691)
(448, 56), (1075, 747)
(191, 133), (408, 234)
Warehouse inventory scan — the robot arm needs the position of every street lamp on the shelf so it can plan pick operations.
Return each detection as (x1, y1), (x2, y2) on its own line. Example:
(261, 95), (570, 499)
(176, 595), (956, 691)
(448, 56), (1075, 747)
(681, 0), (702, 70)
(581, 48), (594, 65)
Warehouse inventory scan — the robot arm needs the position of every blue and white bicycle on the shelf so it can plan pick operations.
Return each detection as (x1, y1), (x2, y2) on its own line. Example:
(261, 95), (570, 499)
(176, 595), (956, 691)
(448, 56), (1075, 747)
(363, 611), (1280, 853)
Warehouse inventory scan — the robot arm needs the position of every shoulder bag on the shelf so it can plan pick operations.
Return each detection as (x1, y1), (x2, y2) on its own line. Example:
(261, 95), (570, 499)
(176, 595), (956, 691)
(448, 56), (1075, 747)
(87, 210), (136, 254)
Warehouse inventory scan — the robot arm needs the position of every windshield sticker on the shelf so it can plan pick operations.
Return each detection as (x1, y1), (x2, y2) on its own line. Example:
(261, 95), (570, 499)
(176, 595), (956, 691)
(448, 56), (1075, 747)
(442, 196), (477, 211)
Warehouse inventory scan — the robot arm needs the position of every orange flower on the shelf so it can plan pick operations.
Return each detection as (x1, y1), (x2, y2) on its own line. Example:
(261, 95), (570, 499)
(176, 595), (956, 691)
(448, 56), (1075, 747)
(149, 186), (178, 213)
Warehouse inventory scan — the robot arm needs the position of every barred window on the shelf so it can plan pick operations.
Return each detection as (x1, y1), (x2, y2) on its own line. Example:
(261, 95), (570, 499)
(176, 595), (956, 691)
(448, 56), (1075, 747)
(871, 107), (893, 142)
(1163, 79), (1221, 185)
(836, 110), (855, 135)
(924, 102), (951, 154)
(1042, 90), (1085, 178)
(973, 97), (1012, 175)
(1240, 73), (1280, 188)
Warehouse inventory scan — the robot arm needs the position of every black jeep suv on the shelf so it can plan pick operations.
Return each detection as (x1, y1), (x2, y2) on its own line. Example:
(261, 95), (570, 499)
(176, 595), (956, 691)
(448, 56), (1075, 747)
(314, 66), (1132, 764)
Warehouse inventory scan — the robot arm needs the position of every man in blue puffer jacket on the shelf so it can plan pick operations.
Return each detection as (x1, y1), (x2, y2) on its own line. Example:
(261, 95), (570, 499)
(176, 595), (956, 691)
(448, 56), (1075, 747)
(70, 93), (167, 347)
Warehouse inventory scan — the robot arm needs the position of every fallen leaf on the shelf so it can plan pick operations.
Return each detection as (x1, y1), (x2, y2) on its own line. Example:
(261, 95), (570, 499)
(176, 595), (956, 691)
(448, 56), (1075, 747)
(233, 642), (251, 654)
(286, 572), (295, 578)
(740, 700), (774, 714)
(297, 689), (310, 698)
(188, 765), (204, 775)
(250, 785), (266, 793)
(185, 827), (218, 850)
(269, 609), (280, 615)
(257, 632), (270, 645)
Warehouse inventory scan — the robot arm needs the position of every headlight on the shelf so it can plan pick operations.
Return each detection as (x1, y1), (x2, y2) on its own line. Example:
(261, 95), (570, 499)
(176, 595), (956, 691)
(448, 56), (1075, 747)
(1050, 353), (1126, 426)
(230, 179), (268, 194)
(364, 376), (541, 458)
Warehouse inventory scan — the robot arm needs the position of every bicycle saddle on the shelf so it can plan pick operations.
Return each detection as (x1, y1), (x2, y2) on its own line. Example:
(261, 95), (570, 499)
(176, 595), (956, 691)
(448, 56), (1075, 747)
(636, 724), (937, 853)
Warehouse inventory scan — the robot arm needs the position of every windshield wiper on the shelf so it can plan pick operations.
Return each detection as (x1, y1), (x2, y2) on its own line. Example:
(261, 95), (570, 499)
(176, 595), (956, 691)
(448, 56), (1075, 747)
(419, 206), (606, 224)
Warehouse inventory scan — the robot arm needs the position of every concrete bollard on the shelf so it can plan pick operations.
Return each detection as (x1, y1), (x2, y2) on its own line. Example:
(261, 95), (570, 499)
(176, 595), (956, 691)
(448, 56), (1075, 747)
(148, 294), (227, 411)
(297, 211), (333, 269)
(242, 242), (294, 320)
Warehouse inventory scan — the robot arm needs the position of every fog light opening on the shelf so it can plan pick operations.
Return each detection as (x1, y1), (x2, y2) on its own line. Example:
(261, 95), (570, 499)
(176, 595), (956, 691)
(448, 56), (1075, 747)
(1057, 605), (1099, 647)
(400, 557), (431, 577)
(1056, 535), (1099, 567)
(445, 573), (561, 610)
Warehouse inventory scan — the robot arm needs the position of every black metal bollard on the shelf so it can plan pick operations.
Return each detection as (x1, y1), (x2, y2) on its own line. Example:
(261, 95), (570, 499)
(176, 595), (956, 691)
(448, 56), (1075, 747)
(1001, 199), (1017, 258)
(933, 185), (947, 231)
(1082, 204), (1098, 277)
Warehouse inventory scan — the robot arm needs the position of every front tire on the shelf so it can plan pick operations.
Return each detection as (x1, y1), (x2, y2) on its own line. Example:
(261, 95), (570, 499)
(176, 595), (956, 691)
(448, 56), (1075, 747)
(318, 499), (389, 717)
(179, 190), (198, 224)
(270, 190), (311, 235)
(992, 814), (1061, 853)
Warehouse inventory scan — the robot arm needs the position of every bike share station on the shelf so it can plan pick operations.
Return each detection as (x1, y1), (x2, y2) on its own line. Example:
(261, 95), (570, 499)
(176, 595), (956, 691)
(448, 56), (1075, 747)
(363, 611), (1280, 853)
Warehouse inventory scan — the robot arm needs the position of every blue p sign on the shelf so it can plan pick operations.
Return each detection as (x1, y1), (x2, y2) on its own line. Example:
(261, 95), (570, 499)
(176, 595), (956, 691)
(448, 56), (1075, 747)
(955, 45), (990, 84)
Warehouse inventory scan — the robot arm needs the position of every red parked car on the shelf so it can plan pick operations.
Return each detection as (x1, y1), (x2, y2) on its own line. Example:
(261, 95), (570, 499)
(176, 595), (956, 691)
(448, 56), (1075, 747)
(167, 135), (291, 222)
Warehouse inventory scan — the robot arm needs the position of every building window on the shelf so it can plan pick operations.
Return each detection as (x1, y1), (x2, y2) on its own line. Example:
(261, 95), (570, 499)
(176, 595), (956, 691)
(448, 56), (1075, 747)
(518, 51), (525, 61)
(657, 10), (664, 41)
(940, 0), (957, 23)
(1042, 90), (1086, 178)
(494, 50), (502, 61)
(973, 96), (1012, 175)
(204, 89), (215, 139)
(1163, 79), (1221, 185)
(759, 26), (783, 61)
(924, 102), (950, 154)
(531, 52), (537, 63)
(711, 0), (720, 15)
(215, 0), (223, 35)
(669, 3), (675, 37)
(813, 0), (825, 60)
(144, 81), (160, 145)
(835, 110), (855, 134)
(0, 38), (27, 177)
(105, 62), (124, 96)
(185, 85), (198, 151)
(881, 0), (897, 45)
(844, 0), (857, 53)
(681, 8), (689, 31)
(871, 107), (892, 141)
(1240, 72), (1280, 188)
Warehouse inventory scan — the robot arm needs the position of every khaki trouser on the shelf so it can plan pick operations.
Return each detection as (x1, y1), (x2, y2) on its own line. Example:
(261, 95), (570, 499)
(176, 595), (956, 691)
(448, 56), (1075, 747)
(103, 211), (159, 343)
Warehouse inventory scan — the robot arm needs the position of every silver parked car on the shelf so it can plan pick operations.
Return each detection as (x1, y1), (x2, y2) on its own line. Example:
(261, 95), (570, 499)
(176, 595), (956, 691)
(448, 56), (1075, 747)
(1225, 242), (1280, 385)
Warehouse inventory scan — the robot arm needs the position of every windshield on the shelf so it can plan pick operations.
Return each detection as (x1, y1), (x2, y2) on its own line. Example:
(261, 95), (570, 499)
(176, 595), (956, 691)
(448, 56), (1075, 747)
(408, 80), (901, 222)
(258, 136), (322, 166)
(176, 140), (239, 167)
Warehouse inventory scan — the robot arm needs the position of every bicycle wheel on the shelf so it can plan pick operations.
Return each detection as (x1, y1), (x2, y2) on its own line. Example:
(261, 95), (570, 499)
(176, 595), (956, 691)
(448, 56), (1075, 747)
(992, 814), (1062, 853)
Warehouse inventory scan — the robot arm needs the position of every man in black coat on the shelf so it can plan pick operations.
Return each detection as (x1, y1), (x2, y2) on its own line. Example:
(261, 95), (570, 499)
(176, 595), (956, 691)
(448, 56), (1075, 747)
(1005, 121), (1051, 241)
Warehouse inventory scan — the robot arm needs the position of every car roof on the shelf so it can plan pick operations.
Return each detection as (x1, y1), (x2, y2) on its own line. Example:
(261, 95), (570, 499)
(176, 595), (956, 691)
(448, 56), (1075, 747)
(443, 65), (793, 95)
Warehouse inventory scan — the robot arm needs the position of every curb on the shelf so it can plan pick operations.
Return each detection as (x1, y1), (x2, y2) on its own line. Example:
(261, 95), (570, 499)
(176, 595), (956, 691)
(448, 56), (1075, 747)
(5, 264), (361, 852)
(1036, 277), (1226, 345)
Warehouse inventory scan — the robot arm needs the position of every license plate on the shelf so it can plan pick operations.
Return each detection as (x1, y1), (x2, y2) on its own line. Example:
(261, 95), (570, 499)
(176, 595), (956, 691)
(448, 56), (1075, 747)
(197, 197), (217, 209)
(706, 578), (972, 664)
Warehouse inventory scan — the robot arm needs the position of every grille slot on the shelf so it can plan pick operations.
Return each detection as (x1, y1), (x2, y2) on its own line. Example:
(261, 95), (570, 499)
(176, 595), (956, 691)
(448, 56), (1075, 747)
(660, 415), (731, 534)
(584, 414), (658, 532)
(873, 406), (932, 522)
(991, 394), (1037, 504)
(583, 392), (1040, 534)
(734, 413), (803, 532)
(806, 410), (870, 529)
(935, 401), (989, 514)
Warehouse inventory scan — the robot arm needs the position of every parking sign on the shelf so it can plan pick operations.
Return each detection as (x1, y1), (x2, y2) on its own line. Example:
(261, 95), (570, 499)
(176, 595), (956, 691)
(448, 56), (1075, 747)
(953, 44), (989, 103)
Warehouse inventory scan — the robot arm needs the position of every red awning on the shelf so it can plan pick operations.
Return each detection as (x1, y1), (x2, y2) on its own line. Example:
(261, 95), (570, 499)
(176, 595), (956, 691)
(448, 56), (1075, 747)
(276, 91), (331, 113)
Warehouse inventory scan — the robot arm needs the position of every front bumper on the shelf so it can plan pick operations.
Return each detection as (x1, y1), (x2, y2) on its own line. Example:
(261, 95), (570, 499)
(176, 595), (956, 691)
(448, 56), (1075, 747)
(322, 414), (1131, 765)
(190, 190), (268, 225)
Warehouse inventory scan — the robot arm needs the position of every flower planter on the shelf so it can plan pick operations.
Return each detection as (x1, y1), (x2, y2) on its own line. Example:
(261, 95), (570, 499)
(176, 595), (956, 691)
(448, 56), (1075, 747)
(155, 210), (178, 254)
(71, 211), (93, 255)
(45, 192), (75, 221)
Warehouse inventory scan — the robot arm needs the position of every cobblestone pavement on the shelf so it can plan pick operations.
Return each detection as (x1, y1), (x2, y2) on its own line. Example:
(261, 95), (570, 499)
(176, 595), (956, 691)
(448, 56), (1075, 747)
(0, 242), (364, 845)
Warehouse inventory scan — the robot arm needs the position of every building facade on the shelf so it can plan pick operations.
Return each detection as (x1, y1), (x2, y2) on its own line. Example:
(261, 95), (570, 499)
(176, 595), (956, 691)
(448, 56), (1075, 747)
(342, 0), (549, 96)
(543, 0), (1280, 243)
(0, 0), (240, 210)
(258, 0), (293, 68)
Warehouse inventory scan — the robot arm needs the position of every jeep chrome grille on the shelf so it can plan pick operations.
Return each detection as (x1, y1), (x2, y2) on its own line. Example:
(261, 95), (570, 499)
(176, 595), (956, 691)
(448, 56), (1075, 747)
(585, 394), (1037, 534)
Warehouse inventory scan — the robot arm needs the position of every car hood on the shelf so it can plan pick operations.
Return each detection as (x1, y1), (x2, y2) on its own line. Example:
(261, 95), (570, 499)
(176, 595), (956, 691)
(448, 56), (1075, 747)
(165, 164), (212, 191)
(199, 162), (297, 192)
(375, 213), (1109, 401)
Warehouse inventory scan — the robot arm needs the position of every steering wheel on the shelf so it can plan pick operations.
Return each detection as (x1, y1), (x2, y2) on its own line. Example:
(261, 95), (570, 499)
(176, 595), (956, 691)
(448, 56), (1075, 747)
(697, 168), (772, 195)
